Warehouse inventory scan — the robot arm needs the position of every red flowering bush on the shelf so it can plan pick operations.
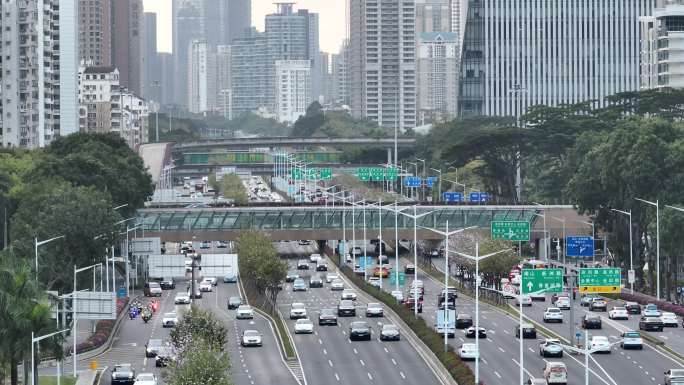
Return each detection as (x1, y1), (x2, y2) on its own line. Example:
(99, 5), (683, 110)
(72, 297), (128, 354)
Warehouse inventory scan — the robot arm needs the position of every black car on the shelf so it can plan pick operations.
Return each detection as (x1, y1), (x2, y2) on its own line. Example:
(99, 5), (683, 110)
(465, 326), (487, 338)
(516, 323), (537, 339)
(349, 321), (372, 341)
(110, 364), (135, 385)
(439, 287), (458, 301)
(438, 297), (456, 310)
(338, 300), (356, 317)
(318, 308), (338, 325)
(297, 260), (309, 270)
(145, 339), (163, 357)
(155, 347), (175, 367)
(582, 315), (602, 329)
(227, 296), (242, 309)
(404, 264), (416, 274)
(309, 277), (324, 288)
(456, 314), (473, 329)
(285, 273), (299, 282)
(639, 316), (664, 332)
(159, 277), (175, 290)
(623, 301), (642, 314)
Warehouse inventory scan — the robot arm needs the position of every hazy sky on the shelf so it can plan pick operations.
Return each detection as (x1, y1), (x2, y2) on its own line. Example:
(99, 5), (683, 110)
(143, 0), (346, 54)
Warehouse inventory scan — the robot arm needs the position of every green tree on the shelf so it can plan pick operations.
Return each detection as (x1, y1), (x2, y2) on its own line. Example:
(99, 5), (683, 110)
(27, 133), (153, 214)
(477, 239), (519, 289)
(291, 102), (325, 137)
(10, 183), (122, 291)
(0, 256), (62, 385)
(163, 340), (232, 385)
(236, 231), (286, 311)
(216, 174), (248, 205)
(169, 307), (227, 353)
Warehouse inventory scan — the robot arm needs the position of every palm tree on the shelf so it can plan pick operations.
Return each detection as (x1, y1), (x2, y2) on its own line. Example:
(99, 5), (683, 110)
(0, 254), (59, 385)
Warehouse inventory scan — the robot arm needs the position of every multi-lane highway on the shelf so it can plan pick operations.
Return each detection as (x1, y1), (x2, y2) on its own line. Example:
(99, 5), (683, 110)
(275, 242), (444, 385)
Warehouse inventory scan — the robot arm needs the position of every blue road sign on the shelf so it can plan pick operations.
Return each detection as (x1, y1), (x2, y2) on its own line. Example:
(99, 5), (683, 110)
(566, 236), (594, 257)
(443, 192), (464, 202)
(405, 177), (422, 187)
(357, 256), (374, 270)
(426, 177), (437, 188)
(469, 192), (490, 203)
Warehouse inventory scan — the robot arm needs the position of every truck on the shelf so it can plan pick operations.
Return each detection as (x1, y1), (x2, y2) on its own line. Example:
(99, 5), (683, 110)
(436, 309), (456, 338)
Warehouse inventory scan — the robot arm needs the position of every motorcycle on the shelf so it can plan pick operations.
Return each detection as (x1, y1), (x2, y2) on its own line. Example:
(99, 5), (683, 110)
(141, 310), (151, 323)
(129, 307), (138, 319)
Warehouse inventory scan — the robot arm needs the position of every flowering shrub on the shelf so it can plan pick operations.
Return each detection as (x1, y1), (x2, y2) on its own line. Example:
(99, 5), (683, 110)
(619, 292), (684, 316)
(73, 297), (128, 354)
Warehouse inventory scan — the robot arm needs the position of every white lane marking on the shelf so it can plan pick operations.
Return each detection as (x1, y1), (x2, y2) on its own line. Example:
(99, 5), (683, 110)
(494, 371), (501, 379)
(391, 358), (397, 366)
(511, 358), (538, 380)
(367, 372), (373, 380)
(400, 371), (406, 379)
(481, 358), (488, 365)
(323, 348), (327, 355)
(498, 347), (506, 353)
(335, 373), (340, 381)
(384, 347), (389, 353)
(353, 348), (358, 354)
(328, 359), (333, 367)
(360, 359), (365, 366)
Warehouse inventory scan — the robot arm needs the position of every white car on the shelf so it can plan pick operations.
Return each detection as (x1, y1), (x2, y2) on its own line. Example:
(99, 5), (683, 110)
(236, 305), (254, 319)
(330, 279), (345, 291)
(368, 277), (381, 287)
(515, 295), (532, 306)
(199, 280), (213, 292)
(174, 293), (190, 305)
(365, 303), (384, 317)
(290, 303), (307, 319)
(621, 331), (643, 349)
(294, 318), (314, 334)
(203, 277), (218, 286)
(133, 373), (157, 385)
(309, 253), (322, 263)
(391, 290), (404, 302)
(608, 306), (629, 320)
(543, 362), (568, 384)
(458, 343), (479, 360)
(661, 312), (679, 327)
(162, 312), (178, 328)
(554, 297), (571, 310)
(590, 336), (612, 353)
(341, 290), (357, 301)
(543, 307), (564, 323)
(241, 330), (262, 347)
(326, 274), (340, 283)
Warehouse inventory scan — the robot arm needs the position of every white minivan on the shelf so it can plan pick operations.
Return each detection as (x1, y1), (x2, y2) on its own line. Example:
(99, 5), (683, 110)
(543, 362), (568, 384)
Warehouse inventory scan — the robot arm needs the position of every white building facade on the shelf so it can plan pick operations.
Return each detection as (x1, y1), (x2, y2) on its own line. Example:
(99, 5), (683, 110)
(349, 0), (417, 130)
(640, 1), (684, 89)
(78, 65), (148, 148)
(188, 39), (216, 114)
(275, 60), (312, 124)
(459, 0), (655, 118)
(0, 0), (79, 148)
(417, 32), (459, 123)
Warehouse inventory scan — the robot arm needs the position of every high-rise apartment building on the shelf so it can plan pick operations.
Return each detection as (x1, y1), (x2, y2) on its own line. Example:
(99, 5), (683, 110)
(188, 40), (216, 114)
(78, 65), (149, 148)
(415, 0), (451, 33)
(112, 0), (144, 96)
(459, 0), (655, 118)
(640, 0), (684, 89)
(158, 53), (175, 107)
(417, 33), (459, 123)
(349, 0), (417, 130)
(204, 0), (252, 47)
(173, 0), (203, 107)
(0, 0), (79, 148)
(331, 40), (351, 106)
(78, 0), (112, 66)
(275, 60), (312, 123)
(231, 28), (271, 116)
(144, 13), (161, 103)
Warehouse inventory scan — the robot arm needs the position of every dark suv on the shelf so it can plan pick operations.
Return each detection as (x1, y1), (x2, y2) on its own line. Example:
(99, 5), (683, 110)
(582, 314), (602, 329)
(639, 316), (664, 332)
(338, 300), (356, 316)
(349, 322), (372, 341)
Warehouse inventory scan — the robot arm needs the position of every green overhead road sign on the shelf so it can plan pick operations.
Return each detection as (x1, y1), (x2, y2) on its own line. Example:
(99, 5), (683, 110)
(389, 271), (406, 286)
(578, 268), (621, 294)
(292, 168), (332, 181)
(356, 167), (398, 182)
(491, 221), (531, 241)
(521, 268), (563, 294)
(319, 168), (333, 180)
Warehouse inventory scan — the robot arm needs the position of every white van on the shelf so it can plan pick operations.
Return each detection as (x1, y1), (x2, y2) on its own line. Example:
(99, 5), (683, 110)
(543, 362), (568, 384)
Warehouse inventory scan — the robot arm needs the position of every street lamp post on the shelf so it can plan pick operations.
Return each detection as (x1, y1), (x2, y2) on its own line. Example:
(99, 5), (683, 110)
(31, 329), (70, 385)
(450, 244), (512, 385)
(635, 198), (660, 300)
(532, 212), (548, 261)
(416, 158), (426, 202)
(549, 216), (566, 264)
(395, 206), (434, 316)
(382, 203), (409, 291)
(430, 168), (442, 202)
(73, 263), (102, 375)
(442, 178), (466, 197)
(420, 223), (477, 352)
(406, 161), (418, 200)
(35, 235), (65, 279)
(611, 209), (633, 293)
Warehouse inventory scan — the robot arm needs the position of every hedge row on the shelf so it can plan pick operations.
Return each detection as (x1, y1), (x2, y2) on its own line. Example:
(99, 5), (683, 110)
(337, 264), (475, 384)
(619, 292), (684, 317)
(73, 297), (128, 354)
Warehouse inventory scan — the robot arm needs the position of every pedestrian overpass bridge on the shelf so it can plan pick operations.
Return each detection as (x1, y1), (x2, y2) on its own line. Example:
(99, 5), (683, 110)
(137, 205), (577, 242)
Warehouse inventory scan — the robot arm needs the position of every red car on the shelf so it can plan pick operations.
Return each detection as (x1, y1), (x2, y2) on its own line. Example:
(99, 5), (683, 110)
(403, 297), (423, 313)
